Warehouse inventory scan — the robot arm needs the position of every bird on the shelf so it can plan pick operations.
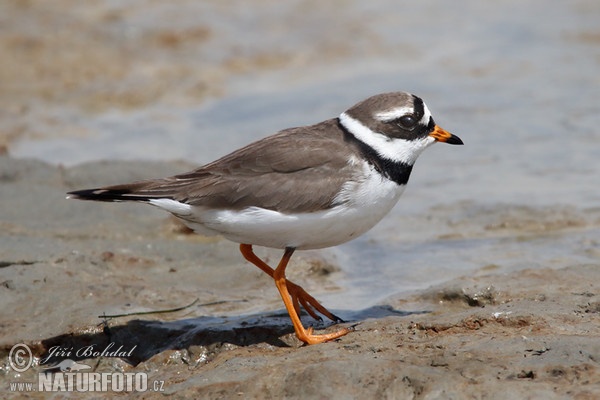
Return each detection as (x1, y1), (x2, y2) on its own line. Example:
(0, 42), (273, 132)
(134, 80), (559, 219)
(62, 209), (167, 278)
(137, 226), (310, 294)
(67, 91), (463, 345)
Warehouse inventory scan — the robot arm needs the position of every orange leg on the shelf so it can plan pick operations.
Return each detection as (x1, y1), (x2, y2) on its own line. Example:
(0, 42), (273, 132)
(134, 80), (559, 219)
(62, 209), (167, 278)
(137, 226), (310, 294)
(239, 244), (343, 322)
(239, 244), (352, 344)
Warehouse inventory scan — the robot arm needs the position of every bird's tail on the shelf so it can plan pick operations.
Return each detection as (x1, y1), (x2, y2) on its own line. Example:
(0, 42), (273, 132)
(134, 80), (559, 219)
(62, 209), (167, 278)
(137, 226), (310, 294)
(67, 182), (158, 202)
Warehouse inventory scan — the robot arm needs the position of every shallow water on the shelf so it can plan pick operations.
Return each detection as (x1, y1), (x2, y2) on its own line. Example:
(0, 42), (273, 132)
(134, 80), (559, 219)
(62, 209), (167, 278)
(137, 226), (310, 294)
(8, 0), (600, 312)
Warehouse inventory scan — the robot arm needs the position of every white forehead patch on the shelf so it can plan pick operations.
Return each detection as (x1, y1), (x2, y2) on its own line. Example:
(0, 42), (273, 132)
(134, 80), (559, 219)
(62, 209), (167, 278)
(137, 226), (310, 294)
(420, 102), (432, 125)
(339, 112), (436, 165)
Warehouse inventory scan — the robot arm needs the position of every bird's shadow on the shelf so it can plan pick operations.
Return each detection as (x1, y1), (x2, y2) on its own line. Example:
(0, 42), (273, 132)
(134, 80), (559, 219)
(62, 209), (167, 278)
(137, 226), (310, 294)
(37, 305), (429, 368)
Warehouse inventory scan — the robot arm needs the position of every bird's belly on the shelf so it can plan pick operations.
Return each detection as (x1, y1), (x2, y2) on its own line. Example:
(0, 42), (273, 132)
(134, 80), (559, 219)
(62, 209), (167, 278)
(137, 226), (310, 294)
(182, 179), (406, 250)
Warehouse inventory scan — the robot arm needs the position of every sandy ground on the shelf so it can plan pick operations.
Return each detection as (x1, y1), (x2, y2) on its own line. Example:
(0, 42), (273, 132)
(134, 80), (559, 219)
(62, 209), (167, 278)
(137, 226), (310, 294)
(1, 1), (600, 398)
(1, 157), (599, 399)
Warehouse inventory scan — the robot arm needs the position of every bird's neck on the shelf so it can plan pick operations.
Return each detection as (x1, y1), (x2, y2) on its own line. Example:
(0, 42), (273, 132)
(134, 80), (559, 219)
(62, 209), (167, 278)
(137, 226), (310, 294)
(337, 118), (414, 186)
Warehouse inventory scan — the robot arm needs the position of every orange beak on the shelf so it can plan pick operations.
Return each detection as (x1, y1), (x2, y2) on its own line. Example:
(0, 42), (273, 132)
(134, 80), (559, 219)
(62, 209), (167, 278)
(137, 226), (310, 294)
(429, 125), (463, 145)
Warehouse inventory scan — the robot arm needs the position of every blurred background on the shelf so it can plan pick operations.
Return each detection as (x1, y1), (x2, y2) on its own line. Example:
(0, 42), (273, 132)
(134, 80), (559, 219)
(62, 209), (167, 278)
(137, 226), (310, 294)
(1, 0), (599, 307)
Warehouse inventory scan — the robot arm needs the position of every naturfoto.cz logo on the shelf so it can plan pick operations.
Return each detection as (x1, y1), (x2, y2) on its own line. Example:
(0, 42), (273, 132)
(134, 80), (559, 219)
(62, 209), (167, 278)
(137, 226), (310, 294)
(7, 343), (165, 393)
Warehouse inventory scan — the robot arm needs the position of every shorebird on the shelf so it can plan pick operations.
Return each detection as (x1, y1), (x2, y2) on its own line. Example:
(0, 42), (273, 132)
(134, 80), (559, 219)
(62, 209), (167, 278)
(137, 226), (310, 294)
(68, 92), (463, 344)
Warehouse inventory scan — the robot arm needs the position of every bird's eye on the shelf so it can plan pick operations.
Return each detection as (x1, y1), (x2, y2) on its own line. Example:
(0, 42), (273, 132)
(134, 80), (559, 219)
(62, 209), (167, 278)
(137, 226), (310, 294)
(398, 115), (417, 129)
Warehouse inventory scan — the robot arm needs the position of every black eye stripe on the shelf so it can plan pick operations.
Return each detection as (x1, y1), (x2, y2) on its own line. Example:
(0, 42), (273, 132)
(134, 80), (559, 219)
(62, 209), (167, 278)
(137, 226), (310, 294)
(427, 116), (435, 130)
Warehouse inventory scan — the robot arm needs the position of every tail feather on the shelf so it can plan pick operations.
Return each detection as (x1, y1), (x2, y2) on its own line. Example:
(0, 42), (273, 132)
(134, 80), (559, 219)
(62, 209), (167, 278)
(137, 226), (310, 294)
(66, 181), (164, 202)
(67, 188), (147, 202)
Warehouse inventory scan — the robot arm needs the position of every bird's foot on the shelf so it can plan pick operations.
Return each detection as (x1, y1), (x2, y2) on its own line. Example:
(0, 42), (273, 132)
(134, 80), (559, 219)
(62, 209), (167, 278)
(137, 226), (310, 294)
(286, 280), (344, 323)
(295, 325), (355, 345)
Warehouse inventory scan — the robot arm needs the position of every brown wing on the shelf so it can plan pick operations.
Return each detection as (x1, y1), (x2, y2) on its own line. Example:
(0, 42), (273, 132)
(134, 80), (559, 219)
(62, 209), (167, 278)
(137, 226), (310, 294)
(70, 119), (360, 213)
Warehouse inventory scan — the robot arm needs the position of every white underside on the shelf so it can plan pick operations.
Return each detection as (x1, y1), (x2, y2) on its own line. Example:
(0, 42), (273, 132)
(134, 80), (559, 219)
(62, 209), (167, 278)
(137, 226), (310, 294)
(149, 161), (406, 250)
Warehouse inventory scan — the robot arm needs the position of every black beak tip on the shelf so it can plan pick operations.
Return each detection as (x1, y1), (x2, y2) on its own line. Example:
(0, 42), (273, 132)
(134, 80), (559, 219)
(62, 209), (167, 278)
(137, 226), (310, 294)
(447, 134), (464, 145)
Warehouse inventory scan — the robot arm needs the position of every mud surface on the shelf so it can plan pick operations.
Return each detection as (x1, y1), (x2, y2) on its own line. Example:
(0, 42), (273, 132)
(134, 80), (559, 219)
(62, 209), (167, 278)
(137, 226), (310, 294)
(1, 158), (599, 399)
(1, 0), (600, 398)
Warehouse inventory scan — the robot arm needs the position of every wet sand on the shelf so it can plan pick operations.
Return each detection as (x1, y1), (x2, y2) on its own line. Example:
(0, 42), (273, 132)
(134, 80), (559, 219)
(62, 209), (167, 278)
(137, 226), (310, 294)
(2, 0), (600, 398)
(1, 158), (599, 398)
